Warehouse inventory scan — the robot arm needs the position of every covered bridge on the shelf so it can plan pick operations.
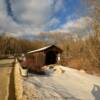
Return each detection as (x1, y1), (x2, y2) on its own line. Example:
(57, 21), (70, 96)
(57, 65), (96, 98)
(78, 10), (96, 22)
(26, 45), (63, 72)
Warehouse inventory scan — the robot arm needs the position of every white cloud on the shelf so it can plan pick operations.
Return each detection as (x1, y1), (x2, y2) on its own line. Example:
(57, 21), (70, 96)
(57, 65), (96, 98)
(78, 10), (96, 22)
(53, 16), (92, 33)
(0, 0), (65, 37)
(54, 0), (64, 12)
(47, 18), (60, 27)
(0, 0), (91, 38)
(10, 0), (56, 26)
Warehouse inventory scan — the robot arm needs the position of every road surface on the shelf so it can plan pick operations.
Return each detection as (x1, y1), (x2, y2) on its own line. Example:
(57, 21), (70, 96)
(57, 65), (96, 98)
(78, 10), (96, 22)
(0, 59), (14, 100)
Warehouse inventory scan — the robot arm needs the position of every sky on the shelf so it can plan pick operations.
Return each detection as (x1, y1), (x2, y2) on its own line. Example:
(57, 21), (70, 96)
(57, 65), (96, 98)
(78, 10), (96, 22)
(0, 0), (92, 38)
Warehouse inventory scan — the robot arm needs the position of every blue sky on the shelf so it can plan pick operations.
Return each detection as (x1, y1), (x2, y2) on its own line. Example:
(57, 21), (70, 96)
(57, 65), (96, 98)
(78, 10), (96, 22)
(0, 0), (92, 37)
(46, 0), (88, 31)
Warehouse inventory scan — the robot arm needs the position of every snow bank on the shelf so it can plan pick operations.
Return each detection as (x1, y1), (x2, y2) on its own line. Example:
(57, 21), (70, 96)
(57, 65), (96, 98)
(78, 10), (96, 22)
(23, 65), (100, 100)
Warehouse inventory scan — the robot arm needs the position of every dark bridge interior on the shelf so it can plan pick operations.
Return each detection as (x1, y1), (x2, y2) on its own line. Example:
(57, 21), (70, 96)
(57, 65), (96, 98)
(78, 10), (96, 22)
(45, 51), (57, 65)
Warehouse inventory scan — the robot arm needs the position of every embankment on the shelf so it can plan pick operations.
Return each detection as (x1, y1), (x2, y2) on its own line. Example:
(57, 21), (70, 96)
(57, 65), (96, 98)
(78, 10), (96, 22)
(14, 60), (24, 100)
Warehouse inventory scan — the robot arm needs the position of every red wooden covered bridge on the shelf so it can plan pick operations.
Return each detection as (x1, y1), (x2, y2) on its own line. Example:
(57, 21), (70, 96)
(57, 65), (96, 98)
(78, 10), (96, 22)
(25, 45), (63, 72)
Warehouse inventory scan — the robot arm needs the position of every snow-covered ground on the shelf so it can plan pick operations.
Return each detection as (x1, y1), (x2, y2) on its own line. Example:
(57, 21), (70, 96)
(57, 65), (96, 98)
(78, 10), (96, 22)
(23, 65), (100, 100)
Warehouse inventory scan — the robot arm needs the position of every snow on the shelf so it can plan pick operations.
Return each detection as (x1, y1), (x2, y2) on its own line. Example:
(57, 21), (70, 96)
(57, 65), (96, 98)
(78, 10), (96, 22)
(27, 45), (62, 54)
(23, 65), (100, 100)
(27, 45), (52, 54)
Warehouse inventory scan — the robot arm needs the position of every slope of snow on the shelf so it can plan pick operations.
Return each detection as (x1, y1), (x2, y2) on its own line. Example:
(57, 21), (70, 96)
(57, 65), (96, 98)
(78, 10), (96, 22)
(23, 66), (100, 100)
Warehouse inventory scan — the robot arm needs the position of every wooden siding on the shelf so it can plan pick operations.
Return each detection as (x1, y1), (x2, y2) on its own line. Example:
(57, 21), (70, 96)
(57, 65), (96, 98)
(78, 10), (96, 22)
(26, 45), (63, 72)
(26, 52), (45, 72)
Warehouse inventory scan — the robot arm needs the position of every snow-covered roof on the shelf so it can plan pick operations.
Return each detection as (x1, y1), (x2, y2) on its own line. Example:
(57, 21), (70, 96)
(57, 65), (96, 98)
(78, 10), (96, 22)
(27, 45), (53, 54)
(27, 45), (62, 54)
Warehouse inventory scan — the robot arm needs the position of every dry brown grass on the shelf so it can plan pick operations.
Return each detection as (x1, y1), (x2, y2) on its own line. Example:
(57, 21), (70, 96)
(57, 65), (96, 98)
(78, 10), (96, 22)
(59, 32), (100, 76)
